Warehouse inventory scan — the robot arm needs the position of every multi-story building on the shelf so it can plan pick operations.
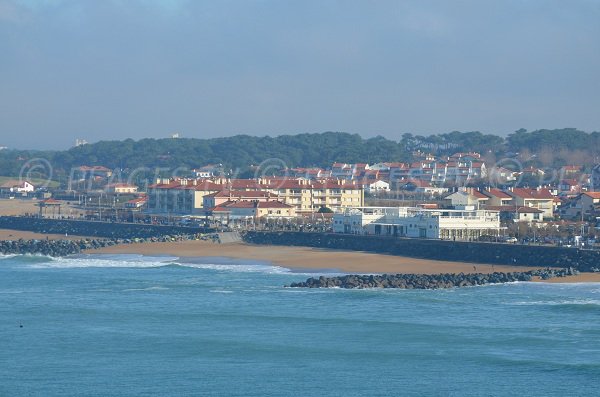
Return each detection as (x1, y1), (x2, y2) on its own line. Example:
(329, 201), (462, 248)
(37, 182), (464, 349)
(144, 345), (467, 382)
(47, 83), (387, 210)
(147, 177), (363, 215)
(506, 188), (555, 219)
(333, 206), (502, 240)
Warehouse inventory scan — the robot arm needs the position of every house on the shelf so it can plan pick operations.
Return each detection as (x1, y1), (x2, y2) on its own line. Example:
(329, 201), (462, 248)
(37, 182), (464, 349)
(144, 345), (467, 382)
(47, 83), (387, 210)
(360, 180), (390, 194)
(192, 164), (223, 178)
(76, 166), (113, 179)
(105, 183), (138, 194)
(483, 189), (513, 207)
(486, 205), (544, 223)
(560, 192), (600, 220)
(507, 188), (555, 219)
(488, 166), (517, 183)
(125, 197), (148, 209)
(401, 180), (448, 196)
(444, 188), (489, 209)
(560, 165), (582, 177)
(558, 179), (582, 195)
(289, 168), (330, 179)
(0, 180), (36, 195)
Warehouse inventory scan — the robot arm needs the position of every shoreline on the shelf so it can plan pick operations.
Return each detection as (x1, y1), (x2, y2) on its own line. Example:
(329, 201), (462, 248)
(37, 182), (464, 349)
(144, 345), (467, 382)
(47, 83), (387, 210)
(3, 228), (600, 283)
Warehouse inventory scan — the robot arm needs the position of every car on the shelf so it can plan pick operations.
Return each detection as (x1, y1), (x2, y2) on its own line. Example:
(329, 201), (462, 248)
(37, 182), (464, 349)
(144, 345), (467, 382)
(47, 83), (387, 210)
(504, 237), (518, 243)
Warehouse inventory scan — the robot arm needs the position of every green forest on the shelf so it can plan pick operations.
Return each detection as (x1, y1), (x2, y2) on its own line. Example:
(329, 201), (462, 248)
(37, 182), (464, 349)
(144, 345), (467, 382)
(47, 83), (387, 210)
(0, 129), (598, 182)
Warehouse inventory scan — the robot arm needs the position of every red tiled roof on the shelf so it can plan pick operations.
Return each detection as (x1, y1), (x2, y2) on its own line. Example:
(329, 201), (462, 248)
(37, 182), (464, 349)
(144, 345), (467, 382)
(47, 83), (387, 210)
(484, 188), (512, 199)
(510, 188), (554, 200)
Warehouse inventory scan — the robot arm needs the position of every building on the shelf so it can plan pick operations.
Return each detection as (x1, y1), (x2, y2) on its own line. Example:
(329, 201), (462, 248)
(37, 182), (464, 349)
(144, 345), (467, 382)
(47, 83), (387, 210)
(507, 188), (555, 219)
(486, 205), (544, 223)
(147, 177), (364, 215)
(202, 190), (279, 210)
(400, 180), (448, 196)
(76, 166), (113, 179)
(125, 197), (148, 209)
(444, 188), (489, 209)
(483, 189), (513, 207)
(211, 200), (295, 220)
(105, 183), (138, 194)
(147, 179), (222, 214)
(560, 192), (600, 220)
(333, 206), (502, 240)
(0, 180), (35, 195)
(360, 180), (390, 194)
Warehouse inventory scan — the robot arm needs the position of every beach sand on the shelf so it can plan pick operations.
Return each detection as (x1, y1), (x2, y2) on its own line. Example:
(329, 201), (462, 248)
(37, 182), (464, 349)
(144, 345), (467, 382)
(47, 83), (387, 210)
(3, 228), (600, 282)
(89, 238), (600, 282)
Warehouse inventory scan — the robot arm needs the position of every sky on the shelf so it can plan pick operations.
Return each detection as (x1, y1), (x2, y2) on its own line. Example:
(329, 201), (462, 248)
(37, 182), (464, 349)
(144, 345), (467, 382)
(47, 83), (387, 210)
(1, 0), (599, 149)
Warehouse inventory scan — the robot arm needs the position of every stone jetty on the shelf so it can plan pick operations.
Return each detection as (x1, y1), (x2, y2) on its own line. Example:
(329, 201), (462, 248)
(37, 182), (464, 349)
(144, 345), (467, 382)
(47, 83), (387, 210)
(287, 268), (579, 289)
(0, 233), (220, 257)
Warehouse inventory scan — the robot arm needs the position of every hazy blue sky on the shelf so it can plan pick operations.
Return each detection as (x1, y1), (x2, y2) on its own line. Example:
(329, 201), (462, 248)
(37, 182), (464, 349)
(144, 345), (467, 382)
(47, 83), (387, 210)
(1, 0), (599, 149)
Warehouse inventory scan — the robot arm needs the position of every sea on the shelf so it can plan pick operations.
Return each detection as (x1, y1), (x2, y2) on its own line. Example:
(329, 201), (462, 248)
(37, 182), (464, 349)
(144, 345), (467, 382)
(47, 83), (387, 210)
(1, 253), (599, 397)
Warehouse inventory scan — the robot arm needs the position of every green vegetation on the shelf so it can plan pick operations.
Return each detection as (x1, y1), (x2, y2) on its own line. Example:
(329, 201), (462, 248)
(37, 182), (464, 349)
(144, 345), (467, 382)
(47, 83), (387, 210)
(0, 129), (598, 184)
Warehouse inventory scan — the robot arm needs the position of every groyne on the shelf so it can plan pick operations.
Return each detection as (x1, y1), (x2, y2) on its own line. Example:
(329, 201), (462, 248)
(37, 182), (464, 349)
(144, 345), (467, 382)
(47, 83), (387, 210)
(243, 232), (600, 272)
(0, 216), (214, 239)
(288, 268), (578, 290)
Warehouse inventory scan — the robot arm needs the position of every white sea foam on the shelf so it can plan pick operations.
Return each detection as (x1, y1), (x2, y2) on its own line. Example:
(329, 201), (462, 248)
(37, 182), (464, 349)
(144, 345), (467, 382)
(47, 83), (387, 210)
(510, 299), (600, 306)
(29, 255), (177, 269)
(175, 262), (293, 274)
(23, 254), (293, 275)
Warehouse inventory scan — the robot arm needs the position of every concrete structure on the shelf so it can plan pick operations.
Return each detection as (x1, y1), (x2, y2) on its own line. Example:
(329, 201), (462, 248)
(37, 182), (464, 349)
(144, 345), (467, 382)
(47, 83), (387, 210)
(333, 206), (502, 240)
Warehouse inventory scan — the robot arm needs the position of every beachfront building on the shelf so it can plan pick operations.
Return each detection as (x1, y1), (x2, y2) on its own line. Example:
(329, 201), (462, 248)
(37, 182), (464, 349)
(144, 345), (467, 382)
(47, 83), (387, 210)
(211, 200), (295, 221)
(333, 206), (502, 240)
(147, 179), (222, 214)
(147, 177), (363, 215)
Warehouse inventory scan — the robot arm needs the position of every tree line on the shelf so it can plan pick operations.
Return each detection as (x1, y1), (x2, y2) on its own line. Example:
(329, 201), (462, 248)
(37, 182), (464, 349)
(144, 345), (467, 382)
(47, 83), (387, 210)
(0, 129), (598, 182)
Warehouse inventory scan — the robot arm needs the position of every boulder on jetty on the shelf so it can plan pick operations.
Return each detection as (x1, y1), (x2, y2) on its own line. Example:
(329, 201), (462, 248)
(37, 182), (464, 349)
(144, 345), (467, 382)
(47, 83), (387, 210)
(287, 268), (579, 289)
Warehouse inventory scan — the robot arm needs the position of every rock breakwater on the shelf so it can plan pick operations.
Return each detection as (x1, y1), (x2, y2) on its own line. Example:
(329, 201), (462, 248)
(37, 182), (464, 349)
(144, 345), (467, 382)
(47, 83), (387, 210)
(287, 268), (579, 289)
(0, 233), (220, 257)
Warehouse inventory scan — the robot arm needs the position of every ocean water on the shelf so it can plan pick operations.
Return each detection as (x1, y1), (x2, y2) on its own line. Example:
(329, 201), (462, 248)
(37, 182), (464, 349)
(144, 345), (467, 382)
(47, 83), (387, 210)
(1, 254), (599, 397)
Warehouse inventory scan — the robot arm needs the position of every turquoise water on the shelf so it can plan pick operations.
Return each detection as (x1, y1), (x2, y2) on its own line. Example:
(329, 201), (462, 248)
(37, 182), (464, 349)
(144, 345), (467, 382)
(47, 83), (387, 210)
(1, 254), (599, 396)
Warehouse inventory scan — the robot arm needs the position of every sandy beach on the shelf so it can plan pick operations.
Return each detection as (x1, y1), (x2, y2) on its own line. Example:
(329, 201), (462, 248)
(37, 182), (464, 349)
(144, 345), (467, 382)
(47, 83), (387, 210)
(88, 238), (600, 282)
(2, 228), (600, 282)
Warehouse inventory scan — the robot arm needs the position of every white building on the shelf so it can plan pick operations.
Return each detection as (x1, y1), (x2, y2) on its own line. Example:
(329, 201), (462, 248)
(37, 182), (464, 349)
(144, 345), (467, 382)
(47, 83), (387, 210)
(361, 180), (390, 194)
(333, 206), (502, 240)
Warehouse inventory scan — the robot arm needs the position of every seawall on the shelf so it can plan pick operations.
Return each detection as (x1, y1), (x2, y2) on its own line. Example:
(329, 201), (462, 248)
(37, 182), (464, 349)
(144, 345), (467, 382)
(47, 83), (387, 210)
(0, 216), (214, 239)
(242, 232), (600, 272)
